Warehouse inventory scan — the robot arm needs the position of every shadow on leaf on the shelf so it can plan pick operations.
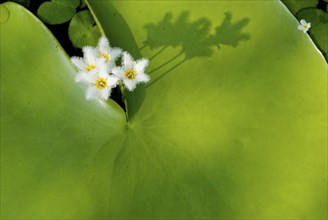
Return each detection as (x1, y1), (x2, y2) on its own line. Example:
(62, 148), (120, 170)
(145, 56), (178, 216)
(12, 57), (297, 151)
(102, 4), (250, 120)
(143, 11), (250, 87)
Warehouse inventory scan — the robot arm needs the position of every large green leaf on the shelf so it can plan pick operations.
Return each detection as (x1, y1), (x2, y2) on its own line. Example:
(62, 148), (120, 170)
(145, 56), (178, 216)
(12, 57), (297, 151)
(0, 2), (126, 219)
(88, 1), (327, 218)
(1, 1), (327, 220)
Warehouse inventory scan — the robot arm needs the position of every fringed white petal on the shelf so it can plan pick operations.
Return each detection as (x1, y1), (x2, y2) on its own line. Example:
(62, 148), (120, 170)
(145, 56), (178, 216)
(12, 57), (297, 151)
(136, 72), (150, 83)
(100, 87), (111, 100)
(85, 86), (98, 100)
(110, 47), (123, 60)
(107, 75), (119, 87)
(96, 58), (108, 75)
(123, 79), (137, 91)
(122, 51), (134, 69)
(75, 73), (87, 83)
(107, 62), (115, 72)
(83, 46), (97, 64)
(71, 57), (86, 71)
(111, 67), (125, 79)
(98, 36), (110, 53)
(135, 58), (149, 73)
(84, 72), (98, 84)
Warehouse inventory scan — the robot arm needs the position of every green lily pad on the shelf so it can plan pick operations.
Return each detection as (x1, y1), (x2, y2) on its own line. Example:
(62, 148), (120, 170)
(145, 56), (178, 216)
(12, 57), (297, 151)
(297, 7), (328, 26)
(80, 0), (87, 8)
(37, 0), (80, 24)
(281, 0), (318, 14)
(1, 2), (125, 219)
(88, 0), (327, 218)
(68, 10), (101, 48)
(297, 8), (328, 54)
(1, 1), (327, 219)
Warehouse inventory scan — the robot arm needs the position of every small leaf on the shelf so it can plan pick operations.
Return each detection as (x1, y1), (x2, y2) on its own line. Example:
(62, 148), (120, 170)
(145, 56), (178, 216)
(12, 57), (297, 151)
(37, 0), (80, 25)
(68, 10), (101, 48)
(281, 0), (318, 14)
(297, 7), (328, 25)
(52, 0), (80, 8)
(80, 0), (87, 8)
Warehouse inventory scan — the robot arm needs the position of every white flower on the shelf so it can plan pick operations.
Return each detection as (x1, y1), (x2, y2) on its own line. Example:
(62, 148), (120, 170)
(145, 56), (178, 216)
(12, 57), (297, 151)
(73, 56), (118, 101)
(83, 71), (119, 101)
(112, 52), (150, 91)
(74, 58), (108, 83)
(298, 19), (311, 33)
(96, 36), (122, 67)
(71, 46), (104, 74)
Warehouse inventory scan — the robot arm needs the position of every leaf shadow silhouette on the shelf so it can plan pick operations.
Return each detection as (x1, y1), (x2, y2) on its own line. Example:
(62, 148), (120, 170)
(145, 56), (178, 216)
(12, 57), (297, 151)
(143, 11), (251, 87)
(102, 4), (250, 119)
(209, 12), (250, 49)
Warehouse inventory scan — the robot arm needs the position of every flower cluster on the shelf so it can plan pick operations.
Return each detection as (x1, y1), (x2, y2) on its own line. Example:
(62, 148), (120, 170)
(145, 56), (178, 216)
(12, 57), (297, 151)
(71, 36), (150, 101)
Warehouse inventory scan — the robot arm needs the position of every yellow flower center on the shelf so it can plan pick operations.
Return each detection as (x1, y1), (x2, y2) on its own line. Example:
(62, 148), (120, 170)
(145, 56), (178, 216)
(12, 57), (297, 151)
(95, 77), (108, 90)
(98, 53), (110, 62)
(85, 64), (96, 72)
(125, 69), (137, 80)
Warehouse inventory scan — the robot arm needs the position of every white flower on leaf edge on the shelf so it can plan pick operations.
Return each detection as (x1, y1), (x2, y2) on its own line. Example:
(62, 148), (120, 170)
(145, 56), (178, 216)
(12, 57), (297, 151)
(96, 36), (122, 67)
(112, 52), (150, 91)
(71, 46), (104, 74)
(83, 71), (119, 101)
(298, 19), (311, 33)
